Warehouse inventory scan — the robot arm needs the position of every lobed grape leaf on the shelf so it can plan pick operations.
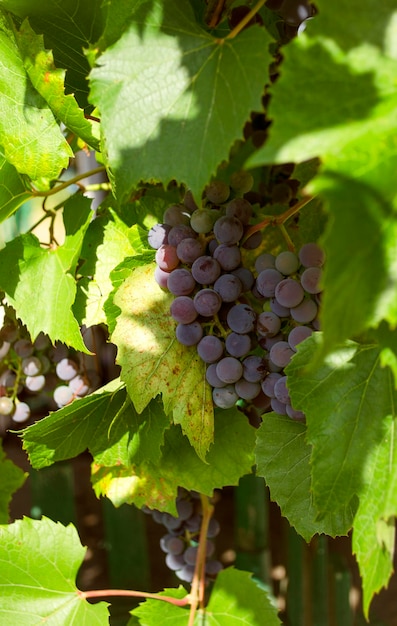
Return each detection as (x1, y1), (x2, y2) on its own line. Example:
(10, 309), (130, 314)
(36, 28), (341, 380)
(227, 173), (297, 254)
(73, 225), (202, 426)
(313, 175), (397, 354)
(352, 414), (397, 616)
(255, 414), (353, 542)
(0, 195), (92, 351)
(111, 263), (214, 460)
(0, 0), (104, 111)
(286, 333), (397, 518)
(14, 19), (100, 151)
(92, 407), (255, 512)
(89, 0), (273, 202)
(0, 11), (72, 188)
(75, 213), (140, 327)
(132, 568), (281, 625)
(0, 516), (109, 625)
(0, 442), (26, 523)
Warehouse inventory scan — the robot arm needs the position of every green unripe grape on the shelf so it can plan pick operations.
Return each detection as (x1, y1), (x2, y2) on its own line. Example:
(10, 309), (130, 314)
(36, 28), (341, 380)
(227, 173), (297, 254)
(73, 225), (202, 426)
(205, 180), (230, 204)
(190, 208), (217, 234)
(230, 170), (254, 195)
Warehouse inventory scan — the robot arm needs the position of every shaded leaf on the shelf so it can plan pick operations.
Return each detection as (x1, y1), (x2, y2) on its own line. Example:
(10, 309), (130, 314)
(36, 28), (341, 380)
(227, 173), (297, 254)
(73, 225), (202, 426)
(0, 443), (26, 523)
(0, 156), (32, 222)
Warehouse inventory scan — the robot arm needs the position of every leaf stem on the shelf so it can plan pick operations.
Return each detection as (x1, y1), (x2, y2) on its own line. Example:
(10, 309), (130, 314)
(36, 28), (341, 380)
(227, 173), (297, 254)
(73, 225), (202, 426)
(31, 166), (107, 198)
(188, 495), (215, 626)
(78, 588), (191, 607)
(242, 195), (314, 242)
(224, 0), (266, 40)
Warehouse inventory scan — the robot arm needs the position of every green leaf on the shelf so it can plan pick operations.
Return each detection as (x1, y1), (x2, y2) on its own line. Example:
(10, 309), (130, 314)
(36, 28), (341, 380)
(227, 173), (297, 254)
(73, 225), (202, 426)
(255, 414), (353, 541)
(352, 415), (397, 616)
(0, 195), (92, 351)
(0, 442), (26, 523)
(0, 0), (104, 111)
(132, 568), (281, 625)
(92, 407), (255, 511)
(22, 380), (129, 469)
(89, 0), (272, 201)
(0, 12), (72, 187)
(75, 213), (139, 327)
(0, 155), (32, 222)
(286, 334), (397, 517)
(111, 263), (214, 461)
(0, 517), (109, 625)
(314, 174), (397, 353)
(247, 2), (397, 187)
(15, 19), (100, 150)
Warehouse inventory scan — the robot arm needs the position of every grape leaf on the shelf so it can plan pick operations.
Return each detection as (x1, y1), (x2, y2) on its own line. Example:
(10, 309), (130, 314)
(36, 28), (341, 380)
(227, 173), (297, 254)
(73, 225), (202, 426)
(352, 414), (397, 616)
(286, 333), (397, 518)
(255, 414), (354, 541)
(0, 195), (92, 351)
(111, 263), (214, 460)
(22, 380), (130, 469)
(0, 156), (32, 222)
(15, 19), (100, 151)
(314, 175), (397, 353)
(89, 0), (272, 201)
(92, 407), (255, 512)
(0, 517), (109, 625)
(75, 213), (139, 327)
(0, 0), (104, 111)
(0, 12), (72, 187)
(132, 568), (281, 625)
(0, 443), (26, 523)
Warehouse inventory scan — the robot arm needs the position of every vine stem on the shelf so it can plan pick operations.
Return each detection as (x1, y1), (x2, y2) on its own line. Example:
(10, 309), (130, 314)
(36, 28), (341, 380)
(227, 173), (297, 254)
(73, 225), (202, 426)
(222, 0), (266, 41)
(78, 588), (191, 607)
(242, 195), (314, 243)
(188, 495), (215, 626)
(30, 165), (107, 198)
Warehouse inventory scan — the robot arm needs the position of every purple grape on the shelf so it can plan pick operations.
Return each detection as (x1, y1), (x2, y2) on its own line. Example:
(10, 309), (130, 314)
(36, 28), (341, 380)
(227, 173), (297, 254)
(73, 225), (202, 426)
(148, 223), (171, 249)
(33, 333), (51, 351)
(225, 198), (252, 224)
(206, 180), (230, 204)
(176, 322), (203, 346)
(175, 498), (194, 520)
(194, 289), (222, 317)
(255, 253), (275, 273)
(205, 560), (223, 576)
(22, 356), (42, 376)
(235, 379), (261, 400)
(216, 357), (243, 384)
(225, 332), (251, 358)
(154, 265), (171, 289)
(206, 364), (227, 387)
(207, 518), (220, 538)
(213, 216), (244, 245)
(14, 339), (34, 358)
(213, 274), (242, 302)
(256, 268), (283, 297)
(212, 385), (238, 408)
(184, 545), (198, 565)
(274, 376), (291, 404)
(69, 374), (91, 397)
(191, 256), (221, 284)
(232, 267), (255, 292)
(56, 358), (79, 381)
(161, 535), (185, 555)
(167, 269), (196, 295)
(53, 385), (74, 407)
(269, 341), (295, 368)
(168, 224), (196, 247)
(242, 355), (266, 382)
(155, 244), (179, 271)
(300, 267), (322, 294)
(213, 244), (241, 270)
(170, 296), (198, 324)
(270, 397), (288, 415)
(175, 564), (195, 582)
(288, 326), (313, 351)
(286, 404), (306, 420)
(261, 372), (283, 398)
(163, 204), (190, 226)
(197, 336), (224, 363)
(242, 230), (263, 250)
(270, 297), (290, 317)
(256, 311), (281, 337)
(165, 553), (186, 571)
(12, 401), (31, 423)
(227, 304), (256, 333)
(290, 298), (318, 323)
(0, 324), (18, 343)
(299, 242), (325, 268)
(275, 278), (304, 308)
(25, 375), (46, 392)
(176, 238), (204, 263)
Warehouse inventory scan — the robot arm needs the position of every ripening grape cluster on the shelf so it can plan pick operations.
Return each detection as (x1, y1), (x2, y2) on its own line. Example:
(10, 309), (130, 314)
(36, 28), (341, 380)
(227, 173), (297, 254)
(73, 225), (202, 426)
(143, 489), (222, 584)
(148, 173), (324, 420)
(0, 310), (100, 426)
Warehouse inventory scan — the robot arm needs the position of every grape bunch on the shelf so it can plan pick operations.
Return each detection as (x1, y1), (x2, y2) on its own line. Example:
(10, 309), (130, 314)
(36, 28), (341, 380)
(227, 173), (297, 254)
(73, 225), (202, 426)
(148, 175), (324, 420)
(0, 309), (100, 427)
(143, 489), (223, 584)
